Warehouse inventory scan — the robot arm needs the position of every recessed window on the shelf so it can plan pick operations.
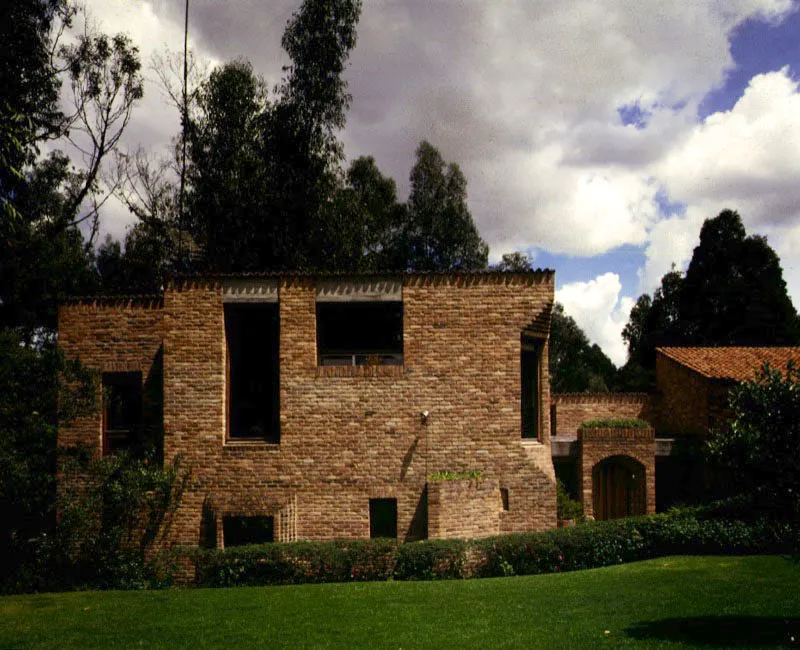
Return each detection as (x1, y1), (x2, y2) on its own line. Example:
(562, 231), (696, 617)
(521, 337), (542, 440)
(369, 498), (398, 539)
(102, 372), (142, 456)
(225, 303), (279, 442)
(222, 515), (274, 547)
(500, 488), (510, 511)
(317, 302), (403, 366)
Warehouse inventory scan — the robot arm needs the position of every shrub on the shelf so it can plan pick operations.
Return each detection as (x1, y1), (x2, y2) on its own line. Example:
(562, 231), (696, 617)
(556, 479), (582, 521)
(428, 470), (482, 482)
(707, 362), (800, 521)
(196, 538), (397, 587)
(194, 508), (798, 588)
(393, 539), (468, 580)
(579, 418), (651, 430)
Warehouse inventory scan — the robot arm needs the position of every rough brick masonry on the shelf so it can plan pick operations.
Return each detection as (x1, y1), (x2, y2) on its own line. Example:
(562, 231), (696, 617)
(59, 272), (557, 552)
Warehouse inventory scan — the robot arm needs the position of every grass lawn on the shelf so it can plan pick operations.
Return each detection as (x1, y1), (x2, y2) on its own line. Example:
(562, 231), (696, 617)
(1, 555), (798, 649)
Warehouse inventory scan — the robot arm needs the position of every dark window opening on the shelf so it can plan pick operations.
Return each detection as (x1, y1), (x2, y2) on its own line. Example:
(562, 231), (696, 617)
(500, 487), (510, 511)
(225, 303), (280, 442)
(103, 372), (142, 456)
(521, 337), (542, 439)
(317, 302), (403, 366)
(370, 498), (398, 538)
(222, 515), (274, 547)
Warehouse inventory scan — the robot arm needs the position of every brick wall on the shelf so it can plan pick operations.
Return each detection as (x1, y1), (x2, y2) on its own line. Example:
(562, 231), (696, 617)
(655, 353), (709, 436)
(59, 272), (557, 555)
(551, 393), (655, 437)
(578, 426), (655, 519)
(58, 297), (164, 450)
(427, 479), (501, 539)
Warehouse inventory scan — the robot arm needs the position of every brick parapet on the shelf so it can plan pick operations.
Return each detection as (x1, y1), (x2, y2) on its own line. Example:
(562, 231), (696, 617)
(551, 393), (655, 438)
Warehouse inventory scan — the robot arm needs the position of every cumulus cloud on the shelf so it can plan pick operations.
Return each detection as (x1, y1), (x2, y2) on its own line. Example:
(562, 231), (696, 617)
(76, 0), (800, 360)
(643, 67), (800, 294)
(556, 273), (635, 367)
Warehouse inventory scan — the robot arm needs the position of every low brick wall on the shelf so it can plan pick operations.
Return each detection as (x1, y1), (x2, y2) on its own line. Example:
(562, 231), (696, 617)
(427, 479), (501, 539)
(578, 426), (655, 520)
(551, 393), (655, 437)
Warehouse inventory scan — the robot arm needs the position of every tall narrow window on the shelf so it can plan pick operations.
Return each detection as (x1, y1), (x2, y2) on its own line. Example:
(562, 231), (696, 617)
(317, 302), (403, 366)
(103, 372), (142, 455)
(370, 498), (398, 538)
(521, 337), (541, 439)
(225, 303), (280, 442)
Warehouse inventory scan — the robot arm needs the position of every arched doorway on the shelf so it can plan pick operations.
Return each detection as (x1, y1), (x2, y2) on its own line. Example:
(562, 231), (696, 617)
(592, 456), (646, 520)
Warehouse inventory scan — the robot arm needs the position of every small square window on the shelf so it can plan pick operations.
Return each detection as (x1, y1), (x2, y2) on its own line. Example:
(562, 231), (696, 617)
(369, 498), (398, 539)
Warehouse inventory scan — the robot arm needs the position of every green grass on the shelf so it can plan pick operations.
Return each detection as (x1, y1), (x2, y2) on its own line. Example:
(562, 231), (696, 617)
(1, 556), (798, 648)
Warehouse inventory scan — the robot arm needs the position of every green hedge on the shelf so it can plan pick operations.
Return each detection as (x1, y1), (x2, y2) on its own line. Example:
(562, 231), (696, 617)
(194, 511), (798, 587)
(196, 538), (397, 587)
(579, 418), (651, 430)
(393, 539), (468, 580)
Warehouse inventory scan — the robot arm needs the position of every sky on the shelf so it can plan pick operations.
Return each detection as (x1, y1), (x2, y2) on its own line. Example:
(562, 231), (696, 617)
(78, 0), (800, 366)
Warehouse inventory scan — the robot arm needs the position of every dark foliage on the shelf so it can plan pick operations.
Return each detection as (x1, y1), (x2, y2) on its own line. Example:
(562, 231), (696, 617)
(550, 303), (617, 392)
(620, 210), (800, 390)
(707, 362), (800, 521)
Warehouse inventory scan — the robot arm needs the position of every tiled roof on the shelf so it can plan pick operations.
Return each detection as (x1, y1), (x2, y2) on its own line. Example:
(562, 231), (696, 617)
(657, 346), (800, 381)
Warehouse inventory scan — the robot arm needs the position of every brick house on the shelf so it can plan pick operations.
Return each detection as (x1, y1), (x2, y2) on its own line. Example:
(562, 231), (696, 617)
(58, 270), (557, 549)
(552, 346), (800, 517)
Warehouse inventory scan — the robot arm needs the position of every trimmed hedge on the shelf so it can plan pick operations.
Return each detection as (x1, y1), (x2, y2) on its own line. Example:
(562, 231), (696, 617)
(579, 418), (651, 430)
(393, 539), (468, 580)
(196, 538), (397, 587)
(194, 511), (798, 587)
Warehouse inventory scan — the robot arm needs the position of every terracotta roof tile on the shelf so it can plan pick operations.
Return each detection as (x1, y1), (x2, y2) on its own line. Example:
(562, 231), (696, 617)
(657, 346), (800, 382)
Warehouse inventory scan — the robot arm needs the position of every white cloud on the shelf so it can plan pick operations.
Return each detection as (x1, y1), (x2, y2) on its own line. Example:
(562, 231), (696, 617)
(643, 67), (800, 293)
(556, 273), (635, 366)
(72, 0), (800, 361)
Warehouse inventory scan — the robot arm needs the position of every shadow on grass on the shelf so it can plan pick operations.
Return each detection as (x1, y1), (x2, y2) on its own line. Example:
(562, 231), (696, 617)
(626, 616), (800, 647)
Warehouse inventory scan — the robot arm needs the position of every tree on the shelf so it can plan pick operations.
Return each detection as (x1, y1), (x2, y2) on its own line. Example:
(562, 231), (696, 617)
(706, 362), (800, 520)
(619, 210), (800, 390)
(494, 251), (534, 272)
(402, 141), (488, 271)
(186, 59), (270, 270)
(680, 209), (800, 345)
(339, 155), (407, 270)
(264, 0), (362, 269)
(549, 303), (617, 393)
(1, 2), (144, 335)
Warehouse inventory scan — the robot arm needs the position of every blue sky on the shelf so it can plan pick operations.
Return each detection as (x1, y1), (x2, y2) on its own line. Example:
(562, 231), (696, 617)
(79, 1), (800, 366)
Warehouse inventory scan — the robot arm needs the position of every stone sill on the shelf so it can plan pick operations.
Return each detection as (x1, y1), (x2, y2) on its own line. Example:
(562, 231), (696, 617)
(520, 438), (545, 447)
(223, 439), (281, 451)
